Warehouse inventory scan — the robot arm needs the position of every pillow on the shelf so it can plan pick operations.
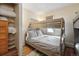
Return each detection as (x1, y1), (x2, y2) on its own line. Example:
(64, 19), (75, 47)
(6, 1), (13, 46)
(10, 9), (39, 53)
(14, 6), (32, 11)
(54, 28), (61, 36)
(47, 28), (54, 33)
(37, 30), (43, 36)
(41, 28), (47, 34)
(28, 30), (37, 38)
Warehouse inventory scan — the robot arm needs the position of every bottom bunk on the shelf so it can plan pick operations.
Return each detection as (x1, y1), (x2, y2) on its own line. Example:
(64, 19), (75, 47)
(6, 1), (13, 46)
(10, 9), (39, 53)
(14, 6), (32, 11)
(25, 35), (65, 56)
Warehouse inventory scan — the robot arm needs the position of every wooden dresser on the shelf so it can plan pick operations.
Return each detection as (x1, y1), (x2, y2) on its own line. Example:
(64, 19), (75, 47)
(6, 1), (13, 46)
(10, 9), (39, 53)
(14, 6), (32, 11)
(0, 20), (8, 55)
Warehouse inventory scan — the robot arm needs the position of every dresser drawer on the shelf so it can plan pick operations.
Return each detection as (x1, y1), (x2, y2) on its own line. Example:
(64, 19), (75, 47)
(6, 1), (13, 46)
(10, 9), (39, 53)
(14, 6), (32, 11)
(0, 43), (8, 55)
(0, 34), (8, 39)
(0, 48), (8, 55)
(0, 26), (8, 33)
(0, 40), (8, 45)
(0, 45), (8, 49)
(0, 39), (8, 55)
(0, 21), (8, 27)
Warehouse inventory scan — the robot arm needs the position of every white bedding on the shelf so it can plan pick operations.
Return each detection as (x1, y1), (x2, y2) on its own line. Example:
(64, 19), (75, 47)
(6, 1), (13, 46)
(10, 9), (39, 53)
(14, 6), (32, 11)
(26, 35), (61, 52)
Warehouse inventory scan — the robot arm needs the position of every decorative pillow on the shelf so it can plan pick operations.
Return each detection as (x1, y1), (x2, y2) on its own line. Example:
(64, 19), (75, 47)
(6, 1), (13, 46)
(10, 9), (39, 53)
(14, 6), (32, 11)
(41, 28), (47, 34)
(37, 30), (43, 36)
(28, 30), (37, 38)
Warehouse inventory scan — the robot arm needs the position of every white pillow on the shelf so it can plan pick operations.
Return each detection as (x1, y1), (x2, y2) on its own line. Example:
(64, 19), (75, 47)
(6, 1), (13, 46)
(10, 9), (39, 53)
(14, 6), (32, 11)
(37, 30), (43, 36)
(54, 28), (61, 36)
(28, 30), (37, 38)
(41, 28), (47, 34)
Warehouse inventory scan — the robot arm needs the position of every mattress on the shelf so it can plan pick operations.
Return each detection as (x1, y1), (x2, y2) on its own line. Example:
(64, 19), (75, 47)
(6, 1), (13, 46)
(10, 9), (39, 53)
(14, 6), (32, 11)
(26, 35), (61, 52)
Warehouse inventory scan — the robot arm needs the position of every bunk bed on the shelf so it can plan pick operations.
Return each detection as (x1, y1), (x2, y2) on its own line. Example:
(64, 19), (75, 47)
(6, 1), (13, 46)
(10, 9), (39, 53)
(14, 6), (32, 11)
(25, 18), (65, 56)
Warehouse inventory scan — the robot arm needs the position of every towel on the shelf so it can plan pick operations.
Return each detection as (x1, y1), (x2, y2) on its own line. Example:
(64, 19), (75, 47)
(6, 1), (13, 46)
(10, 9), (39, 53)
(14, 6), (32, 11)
(0, 17), (8, 21)
(0, 4), (14, 11)
(0, 8), (16, 17)
(8, 26), (16, 34)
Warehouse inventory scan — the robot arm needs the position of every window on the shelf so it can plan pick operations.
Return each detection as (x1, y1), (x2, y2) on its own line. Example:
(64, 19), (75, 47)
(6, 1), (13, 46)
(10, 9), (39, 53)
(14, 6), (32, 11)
(47, 28), (54, 33)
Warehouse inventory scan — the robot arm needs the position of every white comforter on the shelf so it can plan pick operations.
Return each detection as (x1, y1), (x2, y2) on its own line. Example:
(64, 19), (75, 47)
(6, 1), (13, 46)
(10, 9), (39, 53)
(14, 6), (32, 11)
(26, 35), (61, 52)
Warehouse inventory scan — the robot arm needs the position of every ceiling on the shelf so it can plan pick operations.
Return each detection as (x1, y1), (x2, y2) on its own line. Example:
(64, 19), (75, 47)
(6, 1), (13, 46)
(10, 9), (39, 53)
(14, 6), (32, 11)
(23, 3), (73, 15)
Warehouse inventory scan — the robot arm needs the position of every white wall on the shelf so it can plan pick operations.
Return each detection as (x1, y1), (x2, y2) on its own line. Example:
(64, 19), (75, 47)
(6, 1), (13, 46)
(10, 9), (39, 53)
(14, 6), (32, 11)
(43, 4), (79, 47)
(22, 4), (37, 55)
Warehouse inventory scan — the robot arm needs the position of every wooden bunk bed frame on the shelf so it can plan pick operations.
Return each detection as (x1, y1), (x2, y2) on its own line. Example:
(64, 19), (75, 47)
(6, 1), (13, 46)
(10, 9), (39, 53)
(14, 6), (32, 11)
(25, 18), (65, 56)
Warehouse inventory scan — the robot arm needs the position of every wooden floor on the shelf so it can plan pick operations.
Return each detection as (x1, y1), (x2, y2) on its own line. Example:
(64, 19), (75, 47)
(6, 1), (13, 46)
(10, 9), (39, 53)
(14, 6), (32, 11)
(2, 48), (18, 56)
(23, 45), (33, 55)
(64, 47), (75, 56)
(24, 44), (76, 56)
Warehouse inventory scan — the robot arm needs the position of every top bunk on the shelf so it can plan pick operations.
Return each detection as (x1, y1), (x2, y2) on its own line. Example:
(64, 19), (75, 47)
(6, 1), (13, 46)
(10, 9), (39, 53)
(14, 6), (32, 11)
(30, 18), (65, 29)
